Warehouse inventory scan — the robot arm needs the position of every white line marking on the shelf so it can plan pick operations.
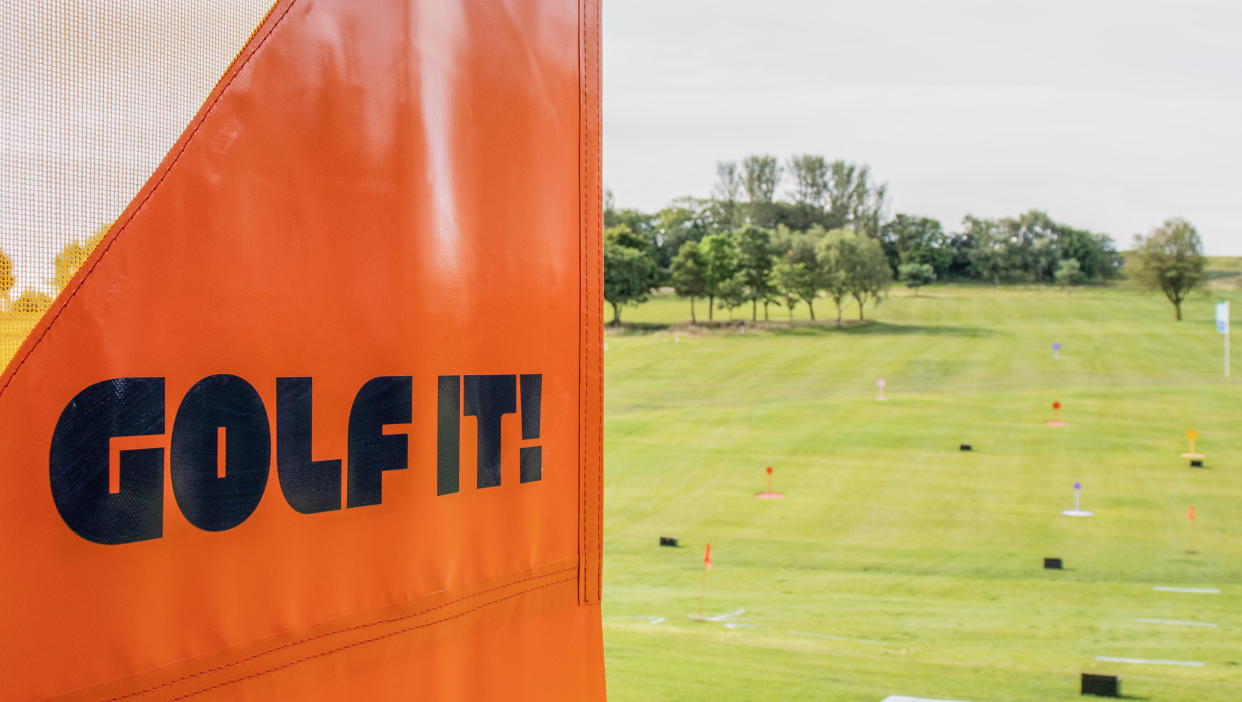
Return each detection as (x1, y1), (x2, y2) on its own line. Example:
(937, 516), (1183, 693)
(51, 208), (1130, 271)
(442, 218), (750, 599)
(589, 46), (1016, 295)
(1153, 586), (1220, 594)
(788, 630), (887, 645)
(647, 617), (666, 624)
(881, 696), (971, 702)
(1095, 656), (1204, 667)
(1134, 618), (1218, 628)
(705, 608), (746, 621)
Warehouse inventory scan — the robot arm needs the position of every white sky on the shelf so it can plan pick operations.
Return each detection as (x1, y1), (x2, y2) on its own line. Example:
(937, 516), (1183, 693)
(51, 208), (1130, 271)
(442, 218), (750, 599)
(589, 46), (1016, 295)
(603, 0), (1242, 255)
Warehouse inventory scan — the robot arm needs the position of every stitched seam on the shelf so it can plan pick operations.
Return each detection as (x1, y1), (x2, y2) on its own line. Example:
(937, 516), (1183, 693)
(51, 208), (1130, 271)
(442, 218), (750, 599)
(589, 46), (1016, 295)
(578, 0), (589, 605)
(101, 566), (575, 701)
(591, 0), (603, 605)
(163, 576), (576, 701)
(0, 0), (298, 402)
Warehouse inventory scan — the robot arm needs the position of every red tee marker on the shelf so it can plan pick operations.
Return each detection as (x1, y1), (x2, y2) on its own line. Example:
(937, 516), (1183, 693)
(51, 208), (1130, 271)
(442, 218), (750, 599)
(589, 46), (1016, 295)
(756, 466), (784, 499)
(1046, 401), (1067, 426)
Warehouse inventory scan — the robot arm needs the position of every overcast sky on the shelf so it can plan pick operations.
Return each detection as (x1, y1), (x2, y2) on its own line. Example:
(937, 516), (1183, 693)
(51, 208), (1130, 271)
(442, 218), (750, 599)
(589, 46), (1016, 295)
(603, 0), (1242, 254)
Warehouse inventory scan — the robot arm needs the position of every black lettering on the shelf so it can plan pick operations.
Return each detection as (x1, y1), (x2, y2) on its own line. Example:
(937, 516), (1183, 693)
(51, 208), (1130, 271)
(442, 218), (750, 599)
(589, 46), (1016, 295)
(519, 374), (542, 483)
(170, 374), (271, 531)
(49, 378), (165, 545)
(276, 377), (342, 513)
(346, 376), (411, 508)
(463, 374), (516, 488)
(436, 375), (460, 495)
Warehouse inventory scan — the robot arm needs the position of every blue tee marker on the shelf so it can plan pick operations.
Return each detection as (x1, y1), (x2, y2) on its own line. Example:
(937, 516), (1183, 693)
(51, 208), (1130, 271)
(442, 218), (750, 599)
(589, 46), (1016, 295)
(1052, 342), (1061, 360)
(1062, 481), (1093, 517)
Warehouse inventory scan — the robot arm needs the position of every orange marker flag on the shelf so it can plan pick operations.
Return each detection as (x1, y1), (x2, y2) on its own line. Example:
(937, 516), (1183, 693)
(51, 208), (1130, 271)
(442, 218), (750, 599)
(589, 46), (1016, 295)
(698, 543), (712, 618)
(1188, 506), (1198, 554)
(704, 543), (712, 570)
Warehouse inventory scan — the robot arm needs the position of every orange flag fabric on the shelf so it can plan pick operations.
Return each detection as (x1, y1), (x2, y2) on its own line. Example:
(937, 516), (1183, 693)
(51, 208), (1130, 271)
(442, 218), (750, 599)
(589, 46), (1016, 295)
(0, 0), (604, 699)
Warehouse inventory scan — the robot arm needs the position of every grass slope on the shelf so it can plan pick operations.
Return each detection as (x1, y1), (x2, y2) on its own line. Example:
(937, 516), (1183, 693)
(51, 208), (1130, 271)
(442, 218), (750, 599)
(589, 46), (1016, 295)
(603, 283), (1242, 701)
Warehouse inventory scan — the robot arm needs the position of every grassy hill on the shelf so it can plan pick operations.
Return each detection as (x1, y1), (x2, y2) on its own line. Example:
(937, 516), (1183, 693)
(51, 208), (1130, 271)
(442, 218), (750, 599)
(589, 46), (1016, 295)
(602, 281), (1242, 700)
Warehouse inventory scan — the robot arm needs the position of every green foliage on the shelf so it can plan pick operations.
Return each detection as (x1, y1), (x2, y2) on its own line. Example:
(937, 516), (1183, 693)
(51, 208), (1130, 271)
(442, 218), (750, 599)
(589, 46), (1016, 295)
(603, 157), (1127, 308)
(769, 261), (803, 321)
(11, 289), (51, 314)
(670, 241), (707, 323)
(714, 273), (748, 317)
(898, 262), (936, 294)
(1053, 258), (1081, 290)
(733, 226), (774, 321)
(963, 216), (1008, 285)
(603, 238), (657, 326)
(784, 228), (823, 320)
(815, 227), (853, 325)
(883, 214), (953, 275)
(840, 231), (891, 320)
(1132, 217), (1206, 320)
(699, 233), (738, 322)
(653, 200), (712, 273)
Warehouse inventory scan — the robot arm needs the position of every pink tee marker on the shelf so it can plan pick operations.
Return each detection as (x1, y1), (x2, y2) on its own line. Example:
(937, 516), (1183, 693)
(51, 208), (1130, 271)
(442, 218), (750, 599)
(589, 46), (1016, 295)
(875, 378), (889, 401)
(1046, 401), (1068, 426)
(755, 466), (784, 499)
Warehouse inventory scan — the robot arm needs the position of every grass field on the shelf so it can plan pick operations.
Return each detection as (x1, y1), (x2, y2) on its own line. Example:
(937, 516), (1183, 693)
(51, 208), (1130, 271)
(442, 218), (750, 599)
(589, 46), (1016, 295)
(601, 280), (1242, 700)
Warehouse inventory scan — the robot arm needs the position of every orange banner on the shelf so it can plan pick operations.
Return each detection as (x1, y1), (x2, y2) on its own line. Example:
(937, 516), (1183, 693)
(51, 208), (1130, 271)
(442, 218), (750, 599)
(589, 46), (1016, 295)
(0, 0), (604, 698)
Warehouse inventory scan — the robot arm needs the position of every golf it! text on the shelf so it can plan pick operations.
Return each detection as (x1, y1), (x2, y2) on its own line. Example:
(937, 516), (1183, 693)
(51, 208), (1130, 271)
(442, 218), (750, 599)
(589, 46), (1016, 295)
(49, 373), (543, 545)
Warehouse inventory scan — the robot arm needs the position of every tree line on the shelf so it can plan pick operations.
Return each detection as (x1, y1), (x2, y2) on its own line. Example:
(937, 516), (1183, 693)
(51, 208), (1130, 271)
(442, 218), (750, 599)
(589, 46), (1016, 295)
(604, 154), (1149, 324)
(0, 225), (105, 314)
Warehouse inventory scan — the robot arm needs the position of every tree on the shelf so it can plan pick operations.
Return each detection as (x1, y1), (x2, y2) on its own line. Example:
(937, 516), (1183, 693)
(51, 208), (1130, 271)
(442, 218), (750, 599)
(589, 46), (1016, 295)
(741, 154), (781, 225)
(734, 226), (774, 321)
(826, 161), (887, 237)
(670, 240), (707, 323)
(784, 229), (823, 320)
(787, 154), (829, 227)
(11, 289), (51, 314)
(1131, 218), (1205, 321)
(699, 233), (738, 321)
(898, 262), (936, 295)
(603, 240), (657, 326)
(0, 250), (14, 308)
(771, 262), (803, 321)
(964, 216), (1007, 285)
(54, 241), (89, 291)
(1053, 258), (1080, 292)
(842, 233), (891, 320)
(816, 228), (856, 326)
(882, 214), (952, 276)
(715, 272), (748, 319)
(711, 161), (745, 231)
(654, 200), (712, 276)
